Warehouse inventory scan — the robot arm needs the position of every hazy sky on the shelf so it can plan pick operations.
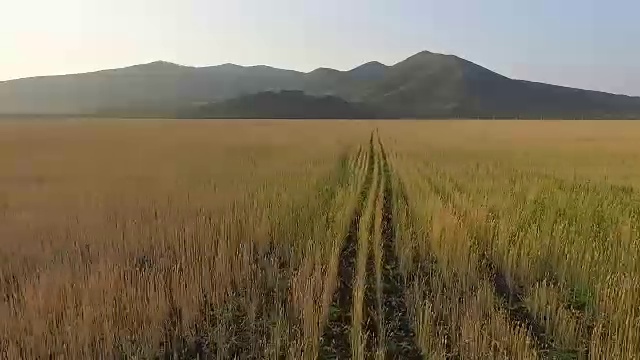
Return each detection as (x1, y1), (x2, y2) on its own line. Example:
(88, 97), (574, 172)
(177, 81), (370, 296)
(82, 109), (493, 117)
(2, 0), (640, 95)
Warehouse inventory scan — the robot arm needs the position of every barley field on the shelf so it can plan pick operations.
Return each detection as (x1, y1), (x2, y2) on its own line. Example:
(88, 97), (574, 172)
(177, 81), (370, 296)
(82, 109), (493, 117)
(1, 120), (639, 359)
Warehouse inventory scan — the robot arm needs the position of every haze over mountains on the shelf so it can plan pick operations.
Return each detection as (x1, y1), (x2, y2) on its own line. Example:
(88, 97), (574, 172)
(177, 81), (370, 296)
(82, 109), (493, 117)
(2, 51), (640, 119)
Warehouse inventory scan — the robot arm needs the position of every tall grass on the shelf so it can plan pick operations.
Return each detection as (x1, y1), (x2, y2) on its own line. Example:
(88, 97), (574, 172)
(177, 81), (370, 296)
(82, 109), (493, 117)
(381, 120), (640, 359)
(1, 119), (639, 358)
(0, 120), (371, 358)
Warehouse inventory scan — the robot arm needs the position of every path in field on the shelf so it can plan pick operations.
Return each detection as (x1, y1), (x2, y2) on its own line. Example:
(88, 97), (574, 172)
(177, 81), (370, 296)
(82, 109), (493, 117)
(319, 135), (375, 358)
(320, 133), (422, 359)
(377, 137), (423, 359)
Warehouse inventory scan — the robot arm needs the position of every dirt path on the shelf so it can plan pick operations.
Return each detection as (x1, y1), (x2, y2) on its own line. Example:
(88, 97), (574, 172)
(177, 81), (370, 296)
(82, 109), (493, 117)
(376, 136), (423, 359)
(320, 133), (422, 359)
(319, 135), (375, 359)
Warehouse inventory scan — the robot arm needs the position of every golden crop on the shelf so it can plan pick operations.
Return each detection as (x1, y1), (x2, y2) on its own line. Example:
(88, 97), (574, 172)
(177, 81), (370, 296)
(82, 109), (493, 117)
(1, 119), (638, 359)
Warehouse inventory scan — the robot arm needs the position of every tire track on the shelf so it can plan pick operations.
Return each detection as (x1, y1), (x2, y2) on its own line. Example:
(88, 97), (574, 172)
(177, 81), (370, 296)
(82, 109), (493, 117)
(419, 166), (556, 356)
(473, 211), (554, 354)
(321, 133), (424, 359)
(320, 134), (375, 359)
(363, 199), (381, 358)
(419, 163), (594, 357)
(391, 163), (461, 359)
(483, 260), (556, 356)
(377, 135), (423, 359)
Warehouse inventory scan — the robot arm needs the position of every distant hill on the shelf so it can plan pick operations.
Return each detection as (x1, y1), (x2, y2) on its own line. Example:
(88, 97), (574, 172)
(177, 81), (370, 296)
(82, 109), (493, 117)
(2, 51), (640, 118)
(0, 61), (303, 115)
(363, 51), (640, 119)
(185, 90), (377, 119)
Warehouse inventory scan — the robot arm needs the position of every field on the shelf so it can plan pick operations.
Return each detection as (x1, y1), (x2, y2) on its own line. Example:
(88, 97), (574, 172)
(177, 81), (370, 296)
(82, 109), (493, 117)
(1, 120), (639, 359)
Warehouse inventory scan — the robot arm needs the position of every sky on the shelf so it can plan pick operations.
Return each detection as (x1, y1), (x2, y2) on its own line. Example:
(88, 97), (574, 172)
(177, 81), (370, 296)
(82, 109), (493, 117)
(2, 0), (640, 95)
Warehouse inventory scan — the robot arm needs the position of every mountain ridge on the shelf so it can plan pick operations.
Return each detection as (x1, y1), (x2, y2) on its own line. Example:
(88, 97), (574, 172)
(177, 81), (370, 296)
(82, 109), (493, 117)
(1, 51), (639, 118)
(1, 53), (635, 97)
(1, 53), (636, 97)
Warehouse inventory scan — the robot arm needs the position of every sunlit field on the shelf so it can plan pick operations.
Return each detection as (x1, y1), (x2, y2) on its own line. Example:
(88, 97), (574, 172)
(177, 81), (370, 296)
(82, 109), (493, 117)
(1, 120), (639, 359)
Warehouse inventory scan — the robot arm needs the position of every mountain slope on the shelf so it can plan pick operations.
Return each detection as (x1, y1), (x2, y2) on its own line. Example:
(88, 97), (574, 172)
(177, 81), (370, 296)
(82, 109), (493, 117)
(187, 90), (376, 119)
(362, 51), (470, 116)
(363, 51), (640, 118)
(298, 62), (390, 100)
(0, 62), (304, 114)
(1, 51), (640, 118)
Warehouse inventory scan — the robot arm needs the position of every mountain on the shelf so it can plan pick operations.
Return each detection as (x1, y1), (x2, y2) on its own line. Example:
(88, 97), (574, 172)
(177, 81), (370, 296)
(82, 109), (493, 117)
(0, 61), (303, 115)
(2, 51), (640, 118)
(186, 90), (377, 119)
(347, 61), (389, 81)
(362, 51), (640, 118)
